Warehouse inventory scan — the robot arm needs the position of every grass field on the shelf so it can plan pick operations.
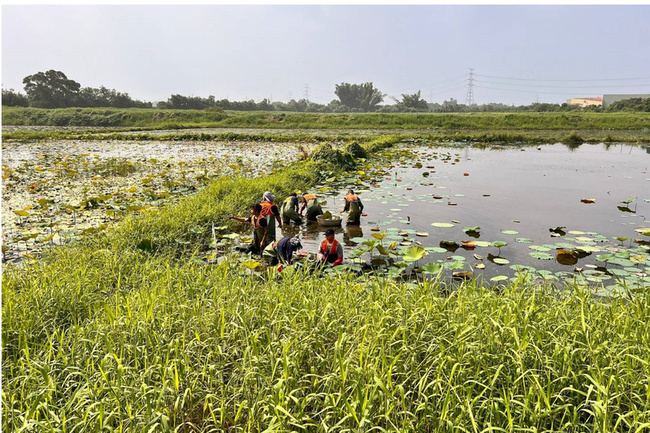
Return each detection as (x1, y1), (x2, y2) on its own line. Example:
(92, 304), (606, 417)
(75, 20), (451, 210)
(4, 106), (650, 130)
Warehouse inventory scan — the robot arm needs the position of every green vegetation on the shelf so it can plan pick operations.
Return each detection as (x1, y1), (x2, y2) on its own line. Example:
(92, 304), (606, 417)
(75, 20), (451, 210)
(3, 108), (650, 144)
(4, 106), (650, 130)
(3, 136), (650, 431)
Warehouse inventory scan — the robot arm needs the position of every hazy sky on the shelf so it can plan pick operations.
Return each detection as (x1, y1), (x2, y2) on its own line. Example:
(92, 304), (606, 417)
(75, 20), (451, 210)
(2, 4), (650, 106)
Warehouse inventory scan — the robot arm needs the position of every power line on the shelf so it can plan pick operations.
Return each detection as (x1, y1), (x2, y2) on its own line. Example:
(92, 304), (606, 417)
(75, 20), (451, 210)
(474, 85), (588, 96)
(476, 73), (650, 82)
(475, 79), (650, 89)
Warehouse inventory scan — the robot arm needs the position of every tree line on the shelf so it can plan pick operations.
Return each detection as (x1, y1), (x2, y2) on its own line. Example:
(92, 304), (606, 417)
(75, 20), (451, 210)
(3, 69), (649, 113)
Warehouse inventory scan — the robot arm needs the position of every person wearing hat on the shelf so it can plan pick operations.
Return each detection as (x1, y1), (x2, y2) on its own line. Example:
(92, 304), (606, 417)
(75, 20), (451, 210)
(318, 228), (343, 266)
(340, 189), (364, 225)
(263, 236), (303, 271)
(260, 191), (282, 243)
(300, 192), (324, 222)
(280, 192), (302, 225)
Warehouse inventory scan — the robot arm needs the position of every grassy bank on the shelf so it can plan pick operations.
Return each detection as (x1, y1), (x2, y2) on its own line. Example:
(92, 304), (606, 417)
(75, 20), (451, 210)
(4, 129), (650, 145)
(4, 106), (650, 131)
(3, 137), (650, 432)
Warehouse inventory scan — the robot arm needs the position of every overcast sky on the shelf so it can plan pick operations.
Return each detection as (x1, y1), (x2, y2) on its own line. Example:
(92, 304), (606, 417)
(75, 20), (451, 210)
(2, 4), (650, 106)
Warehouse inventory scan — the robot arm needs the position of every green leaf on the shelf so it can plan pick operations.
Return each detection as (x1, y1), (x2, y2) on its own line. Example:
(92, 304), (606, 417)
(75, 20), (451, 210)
(432, 222), (454, 228)
(241, 260), (261, 270)
(420, 262), (443, 274)
(402, 246), (427, 262)
(529, 252), (553, 260)
(502, 230), (519, 235)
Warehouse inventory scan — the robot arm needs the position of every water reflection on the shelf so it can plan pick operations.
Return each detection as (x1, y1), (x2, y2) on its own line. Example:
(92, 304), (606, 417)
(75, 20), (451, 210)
(344, 225), (364, 246)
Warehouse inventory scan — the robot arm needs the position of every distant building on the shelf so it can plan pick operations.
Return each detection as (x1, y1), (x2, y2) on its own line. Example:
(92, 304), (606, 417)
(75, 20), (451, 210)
(566, 97), (603, 107)
(603, 94), (650, 108)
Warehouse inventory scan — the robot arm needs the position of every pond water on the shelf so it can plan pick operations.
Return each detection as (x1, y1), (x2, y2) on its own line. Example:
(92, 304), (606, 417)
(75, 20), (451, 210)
(279, 142), (650, 291)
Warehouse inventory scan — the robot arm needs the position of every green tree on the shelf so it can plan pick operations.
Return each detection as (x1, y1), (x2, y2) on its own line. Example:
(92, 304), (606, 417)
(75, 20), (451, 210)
(398, 90), (428, 111)
(334, 82), (384, 111)
(1, 88), (29, 107)
(22, 70), (81, 108)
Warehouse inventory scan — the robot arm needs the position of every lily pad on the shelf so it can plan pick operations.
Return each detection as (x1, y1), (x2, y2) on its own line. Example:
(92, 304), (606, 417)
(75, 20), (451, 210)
(420, 262), (443, 274)
(530, 252), (554, 260)
(402, 246), (427, 262)
(432, 222), (455, 228)
(502, 230), (519, 235)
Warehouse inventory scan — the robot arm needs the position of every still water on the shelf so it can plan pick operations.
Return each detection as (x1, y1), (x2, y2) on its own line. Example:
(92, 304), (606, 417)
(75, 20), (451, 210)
(280, 143), (650, 288)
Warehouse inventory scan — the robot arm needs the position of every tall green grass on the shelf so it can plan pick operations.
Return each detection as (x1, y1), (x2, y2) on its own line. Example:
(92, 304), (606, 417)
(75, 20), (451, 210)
(4, 263), (650, 431)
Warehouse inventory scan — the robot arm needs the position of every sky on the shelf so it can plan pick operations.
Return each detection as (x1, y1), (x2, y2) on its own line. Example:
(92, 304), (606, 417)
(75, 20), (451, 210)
(2, 4), (650, 106)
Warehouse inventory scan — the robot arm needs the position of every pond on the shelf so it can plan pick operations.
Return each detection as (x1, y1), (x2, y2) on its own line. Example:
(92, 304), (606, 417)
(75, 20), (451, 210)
(279, 142), (650, 293)
(2, 139), (315, 262)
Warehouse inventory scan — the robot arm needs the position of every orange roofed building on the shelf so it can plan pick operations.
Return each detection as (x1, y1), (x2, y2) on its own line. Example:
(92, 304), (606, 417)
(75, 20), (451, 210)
(566, 97), (603, 107)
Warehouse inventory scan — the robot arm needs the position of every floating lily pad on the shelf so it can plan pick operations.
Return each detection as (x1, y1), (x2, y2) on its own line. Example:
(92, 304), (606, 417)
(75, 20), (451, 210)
(530, 252), (554, 260)
(490, 275), (509, 282)
(415, 232), (429, 237)
(515, 238), (534, 244)
(502, 230), (519, 235)
(432, 222), (455, 228)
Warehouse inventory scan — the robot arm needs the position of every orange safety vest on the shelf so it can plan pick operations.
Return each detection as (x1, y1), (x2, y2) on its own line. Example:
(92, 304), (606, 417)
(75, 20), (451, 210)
(251, 215), (264, 229)
(303, 194), (317, 201)
(345, 193), (359, 203)
(320, 238), (340, 259)
(260, 201), (275, 216)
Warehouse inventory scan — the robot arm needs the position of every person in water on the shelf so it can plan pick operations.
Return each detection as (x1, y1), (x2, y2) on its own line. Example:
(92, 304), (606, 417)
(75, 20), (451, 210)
(280, 192), (302, 225)
(260, 191), (282, 242)
(300, 192), (323, 222)
(229, 204), (268, 255)
(317, 228), (343, 266)
(263, 236), (303, 271)
(340, 189), (364, 225)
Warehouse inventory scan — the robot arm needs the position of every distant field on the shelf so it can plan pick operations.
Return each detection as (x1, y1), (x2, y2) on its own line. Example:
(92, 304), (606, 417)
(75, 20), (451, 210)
(3, 106), (650, 131)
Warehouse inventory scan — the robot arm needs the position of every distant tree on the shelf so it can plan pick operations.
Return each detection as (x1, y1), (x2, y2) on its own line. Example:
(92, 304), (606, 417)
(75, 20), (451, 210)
(75, 86), (151, 108)
(334, 82), (384, 112)
(1, 88), (29, 107)
(607, 97), (650, 112)
(22, 70), (81, 108)
(398, 91), (428, 111)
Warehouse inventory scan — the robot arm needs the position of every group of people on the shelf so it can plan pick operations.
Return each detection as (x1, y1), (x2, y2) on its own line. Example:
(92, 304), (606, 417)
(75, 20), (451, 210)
(228, 190), (363, 270)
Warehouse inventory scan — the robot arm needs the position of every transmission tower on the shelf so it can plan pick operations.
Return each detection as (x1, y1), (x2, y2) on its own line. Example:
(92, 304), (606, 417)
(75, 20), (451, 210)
(465, 68), (475, 106)
(304, 84), (310, 102)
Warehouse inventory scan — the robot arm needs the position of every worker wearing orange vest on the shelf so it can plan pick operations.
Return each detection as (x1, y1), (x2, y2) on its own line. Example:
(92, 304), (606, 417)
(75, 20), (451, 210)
(229, 204), (268, 254)
(260, 191), (282, 243)
(300, 192), (323, 222)
(340, 189), (364, 225)
(318, 228), (343, 266)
